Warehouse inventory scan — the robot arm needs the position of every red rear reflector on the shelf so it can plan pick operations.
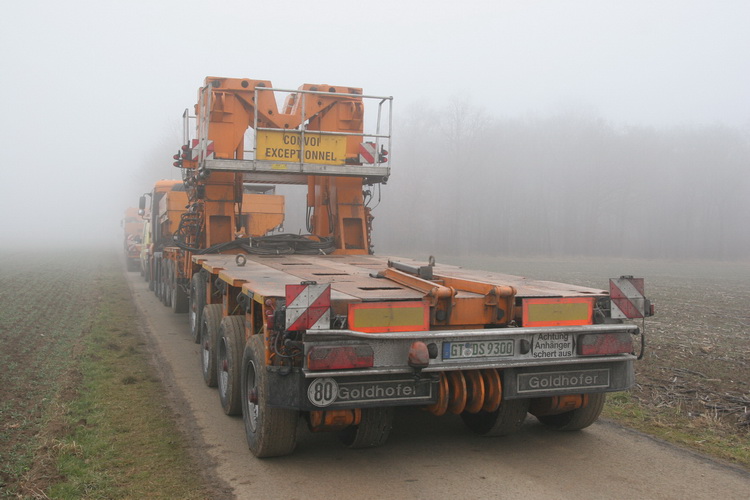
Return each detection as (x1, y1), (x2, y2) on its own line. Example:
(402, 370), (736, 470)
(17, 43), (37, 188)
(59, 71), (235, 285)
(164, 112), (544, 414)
(307, 346), (374, 371)
(577, 333), (632, 356)
(408, 341), (430, 368)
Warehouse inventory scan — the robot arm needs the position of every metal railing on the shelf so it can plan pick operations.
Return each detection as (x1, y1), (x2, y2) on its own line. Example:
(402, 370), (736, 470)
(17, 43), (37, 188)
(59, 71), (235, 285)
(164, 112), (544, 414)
(187, 84), (392, 184)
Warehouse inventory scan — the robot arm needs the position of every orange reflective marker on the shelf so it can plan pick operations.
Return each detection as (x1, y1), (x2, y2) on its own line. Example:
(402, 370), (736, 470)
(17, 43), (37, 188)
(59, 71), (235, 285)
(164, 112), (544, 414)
(522, 297), (594, 327)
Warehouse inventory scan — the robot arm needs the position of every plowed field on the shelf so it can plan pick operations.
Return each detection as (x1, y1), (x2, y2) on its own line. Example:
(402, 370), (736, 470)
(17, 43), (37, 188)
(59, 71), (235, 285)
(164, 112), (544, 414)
(2, 251), (748, 498)
(447, 255), (750, 464)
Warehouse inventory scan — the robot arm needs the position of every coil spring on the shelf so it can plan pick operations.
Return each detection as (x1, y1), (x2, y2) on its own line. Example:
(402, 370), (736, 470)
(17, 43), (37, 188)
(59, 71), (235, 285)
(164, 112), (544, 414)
(425, 369), (503, 416)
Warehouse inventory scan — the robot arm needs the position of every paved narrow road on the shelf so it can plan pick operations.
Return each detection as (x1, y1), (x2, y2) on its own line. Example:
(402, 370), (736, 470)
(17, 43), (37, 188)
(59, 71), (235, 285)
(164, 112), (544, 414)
(126, 273), (750, 500)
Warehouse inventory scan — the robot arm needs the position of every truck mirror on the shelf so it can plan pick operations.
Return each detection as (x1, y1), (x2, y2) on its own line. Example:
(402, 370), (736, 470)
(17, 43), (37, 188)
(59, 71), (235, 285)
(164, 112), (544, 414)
(139, 195), (146, 210)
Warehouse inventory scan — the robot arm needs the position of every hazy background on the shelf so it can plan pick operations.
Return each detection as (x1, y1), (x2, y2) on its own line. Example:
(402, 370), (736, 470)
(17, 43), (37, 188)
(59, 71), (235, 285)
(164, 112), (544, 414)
(1, 0), (748, 260)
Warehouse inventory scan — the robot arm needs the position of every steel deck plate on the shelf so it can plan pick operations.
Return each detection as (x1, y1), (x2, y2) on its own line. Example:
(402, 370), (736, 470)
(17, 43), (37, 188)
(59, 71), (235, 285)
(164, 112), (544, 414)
(192, 254), (607, 301)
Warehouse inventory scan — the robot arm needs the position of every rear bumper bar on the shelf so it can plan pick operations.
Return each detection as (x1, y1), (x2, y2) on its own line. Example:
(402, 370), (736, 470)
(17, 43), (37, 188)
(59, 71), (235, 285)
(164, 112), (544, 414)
(264, 324), (640, 410)
(301, 324), (639, 377)
(268, 359), (634, 411)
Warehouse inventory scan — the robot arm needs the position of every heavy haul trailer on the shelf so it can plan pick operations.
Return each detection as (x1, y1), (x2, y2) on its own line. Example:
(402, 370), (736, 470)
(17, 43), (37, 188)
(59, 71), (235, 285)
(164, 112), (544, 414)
(137, 179), (282, 312)
(138, 180), (190, 306)
(171, 76), (651, 458)
(163, 185), (284, 317)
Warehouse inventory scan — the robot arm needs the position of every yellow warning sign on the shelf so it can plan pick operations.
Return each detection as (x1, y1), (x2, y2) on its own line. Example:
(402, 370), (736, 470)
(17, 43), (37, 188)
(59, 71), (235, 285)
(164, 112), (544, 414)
(256, 131), (346, 165)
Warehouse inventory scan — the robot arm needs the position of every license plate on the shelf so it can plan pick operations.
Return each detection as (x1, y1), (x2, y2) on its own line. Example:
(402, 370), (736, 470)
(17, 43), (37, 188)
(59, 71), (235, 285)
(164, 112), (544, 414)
(443, 340), (515, 359)
(530, 332), (573, 359)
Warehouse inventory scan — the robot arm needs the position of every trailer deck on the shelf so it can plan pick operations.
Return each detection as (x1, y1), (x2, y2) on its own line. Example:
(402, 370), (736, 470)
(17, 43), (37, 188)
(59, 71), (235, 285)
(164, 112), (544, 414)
(194, 254), (608, 303)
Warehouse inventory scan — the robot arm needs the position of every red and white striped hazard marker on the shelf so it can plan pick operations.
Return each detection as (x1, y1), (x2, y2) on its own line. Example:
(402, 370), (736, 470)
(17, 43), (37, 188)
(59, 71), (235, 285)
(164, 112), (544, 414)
(285, 283), (331, 331)
(359, 142), (376, 164)
(609, 276), (652, 319)
(202, 140), (215, 161)
(191, 139), (214, 162)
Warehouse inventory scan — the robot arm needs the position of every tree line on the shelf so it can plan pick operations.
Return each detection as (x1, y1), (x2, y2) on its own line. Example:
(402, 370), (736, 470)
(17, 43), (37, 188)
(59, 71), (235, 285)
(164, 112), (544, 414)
(373, 102), (750, 260)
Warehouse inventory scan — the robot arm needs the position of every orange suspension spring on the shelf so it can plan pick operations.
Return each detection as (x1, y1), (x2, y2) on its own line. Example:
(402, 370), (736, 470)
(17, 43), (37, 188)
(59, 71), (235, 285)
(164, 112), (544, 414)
(425, 369), (503, 416)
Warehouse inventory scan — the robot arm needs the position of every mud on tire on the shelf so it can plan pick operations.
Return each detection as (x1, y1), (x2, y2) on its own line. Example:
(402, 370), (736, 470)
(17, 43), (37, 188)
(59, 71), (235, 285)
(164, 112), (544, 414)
(189, 273), (206, 343)
(338, 407), (395, 449)
(218, 315), (245, 416)
(241, 335), (298, 458)
(200, 304), (222, 388)
(461, 398), (530, 436)
(171, 264), (188, 314)
(535, 393), (606, 431)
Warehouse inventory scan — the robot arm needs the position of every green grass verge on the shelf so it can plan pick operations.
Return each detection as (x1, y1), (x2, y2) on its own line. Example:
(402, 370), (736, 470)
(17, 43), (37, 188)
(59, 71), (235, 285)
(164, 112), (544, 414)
(0, 252), (210, 499)
(47, 260), (210, 499)
(603, 392), (750, 469)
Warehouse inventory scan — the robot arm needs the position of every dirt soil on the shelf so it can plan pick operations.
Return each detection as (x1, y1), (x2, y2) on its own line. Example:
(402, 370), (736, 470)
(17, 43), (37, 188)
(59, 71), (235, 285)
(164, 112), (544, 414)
(448, 255), (750, 443)
(124, 263), (750, 499)
(0, 251), (212, 499)
(3, 252), (748, 498)
(0, 252), (101, 497)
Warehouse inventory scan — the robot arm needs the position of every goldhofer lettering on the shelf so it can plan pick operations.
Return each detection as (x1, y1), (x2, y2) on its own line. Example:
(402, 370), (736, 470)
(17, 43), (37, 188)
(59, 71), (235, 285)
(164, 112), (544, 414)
(338, 383), (415, 401)
(517, 369), (610, 393)
(528, 373), (601, 389)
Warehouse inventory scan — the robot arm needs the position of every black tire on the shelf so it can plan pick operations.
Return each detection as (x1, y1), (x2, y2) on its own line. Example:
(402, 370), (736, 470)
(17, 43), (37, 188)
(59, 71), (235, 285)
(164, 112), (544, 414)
(536, 393), (606, 431)
(338, 407), (395, 449)
(155, 259), (165, 303)
(171, 264), (188, 314)
(461, 398), (530, 436)
(189, 274), (206, 344)
(241, 335), (298, 457)
(163, 261), (173, 308)
(218, 316), (246, 415)
(148, 259), (155, 291)
(201, 304), (223, 388)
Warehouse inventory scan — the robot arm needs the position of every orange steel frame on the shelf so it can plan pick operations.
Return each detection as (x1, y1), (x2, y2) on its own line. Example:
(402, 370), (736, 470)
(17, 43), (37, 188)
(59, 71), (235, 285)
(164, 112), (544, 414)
(188, 77), (371, 255)
(180, 77), (524, 334)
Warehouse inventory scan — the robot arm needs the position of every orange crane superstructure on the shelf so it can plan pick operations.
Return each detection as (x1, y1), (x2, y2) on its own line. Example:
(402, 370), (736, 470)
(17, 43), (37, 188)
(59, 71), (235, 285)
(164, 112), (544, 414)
(139, 76), (651, 458)
(183, 78), (376, 253)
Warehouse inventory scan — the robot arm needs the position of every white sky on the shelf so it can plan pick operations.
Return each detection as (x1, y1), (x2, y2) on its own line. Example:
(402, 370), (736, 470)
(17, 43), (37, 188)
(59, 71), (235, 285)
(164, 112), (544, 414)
(1, 0), (748, 246)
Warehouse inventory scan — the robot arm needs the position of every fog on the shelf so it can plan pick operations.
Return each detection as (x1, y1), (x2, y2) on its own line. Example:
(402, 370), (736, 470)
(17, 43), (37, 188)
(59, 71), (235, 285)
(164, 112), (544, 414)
(376, 105), (750, 259)
(1, 0), (748, 260)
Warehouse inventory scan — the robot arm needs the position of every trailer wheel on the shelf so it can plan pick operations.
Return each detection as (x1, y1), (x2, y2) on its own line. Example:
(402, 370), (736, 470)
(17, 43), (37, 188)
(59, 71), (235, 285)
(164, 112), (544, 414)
(163, 261), (173, 308)
(157, 259), (169, 305)
(218, 316), (245, 415)
(338, 407), (394, 449)
(536, 393), (606, 431)
(171, 265), (188, 314)
(126, 258), (139, 272)
(148, 259), (155, 291)
(200, 304), (222, 388)
(153, 259), (162, 298)
(156, 259), (163, 301)
(189, 274), (206, 344)
(461, 398), (529, 436)
(241, 335), (298, 457)
(172, 283), (188, 313)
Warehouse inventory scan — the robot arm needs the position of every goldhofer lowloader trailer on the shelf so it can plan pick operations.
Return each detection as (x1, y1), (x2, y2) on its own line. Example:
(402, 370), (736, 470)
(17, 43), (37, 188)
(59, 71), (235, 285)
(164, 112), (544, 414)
(167, 76), (651, 457)
(138, 180), (190, 305)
